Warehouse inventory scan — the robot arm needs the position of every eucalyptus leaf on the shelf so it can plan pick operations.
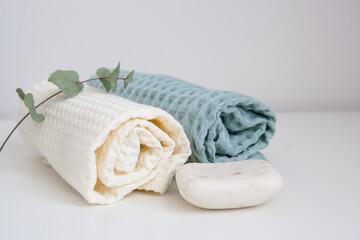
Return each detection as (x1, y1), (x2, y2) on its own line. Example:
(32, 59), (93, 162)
(48, 70), (84, 97)
(23, 93), (44, 123)
(124, 70), (134, 89)
(96, 67), (112, 93)
(108, 62), (120, 91)
(16, 88), (25, 100)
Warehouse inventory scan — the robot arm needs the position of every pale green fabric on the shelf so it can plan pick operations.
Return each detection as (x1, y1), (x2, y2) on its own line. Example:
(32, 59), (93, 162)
(89, 72), (276, 163)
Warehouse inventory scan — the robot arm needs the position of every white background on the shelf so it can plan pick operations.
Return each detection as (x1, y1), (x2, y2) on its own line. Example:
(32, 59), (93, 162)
(1, 1), (360, 239)
(0, 0), (359, 118)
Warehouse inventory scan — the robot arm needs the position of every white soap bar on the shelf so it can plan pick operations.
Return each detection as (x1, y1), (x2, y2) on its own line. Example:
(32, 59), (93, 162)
(176, 159), (283, 209)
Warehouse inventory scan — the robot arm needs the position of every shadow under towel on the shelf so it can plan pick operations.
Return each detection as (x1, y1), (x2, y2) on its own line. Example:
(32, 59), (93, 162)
(89, 72), (276, 163)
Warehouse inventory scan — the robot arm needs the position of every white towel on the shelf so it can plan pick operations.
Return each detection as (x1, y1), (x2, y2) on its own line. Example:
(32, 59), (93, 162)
(18, 82), (191, 204)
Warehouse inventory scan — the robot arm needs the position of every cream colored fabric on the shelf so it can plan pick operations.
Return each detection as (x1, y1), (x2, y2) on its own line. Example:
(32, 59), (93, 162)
(18, 82), (191, 204)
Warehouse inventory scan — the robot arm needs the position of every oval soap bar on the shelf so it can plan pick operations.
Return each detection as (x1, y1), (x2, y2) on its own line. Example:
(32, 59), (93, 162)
(175, 159), (283, 209)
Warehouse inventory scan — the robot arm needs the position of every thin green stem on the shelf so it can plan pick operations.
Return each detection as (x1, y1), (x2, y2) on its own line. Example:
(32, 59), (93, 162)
(0, 77), (125, 152)
(79, 77), (126, 84)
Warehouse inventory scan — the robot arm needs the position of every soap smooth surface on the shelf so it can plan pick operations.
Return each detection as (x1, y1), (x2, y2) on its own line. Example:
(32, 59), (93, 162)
(175, 159), (283, 209)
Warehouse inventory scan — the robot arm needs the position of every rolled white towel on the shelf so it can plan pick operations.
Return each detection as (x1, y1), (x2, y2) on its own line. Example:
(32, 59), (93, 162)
(17, 82), (191, 204)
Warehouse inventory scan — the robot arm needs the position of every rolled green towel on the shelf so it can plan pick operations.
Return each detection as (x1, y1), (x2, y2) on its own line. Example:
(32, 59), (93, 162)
(89, 72), (276, 163)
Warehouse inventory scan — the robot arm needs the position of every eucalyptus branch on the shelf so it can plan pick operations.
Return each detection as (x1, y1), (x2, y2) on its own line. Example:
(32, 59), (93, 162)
(0, 63), (134, 153)
(0, 91), (62, 152)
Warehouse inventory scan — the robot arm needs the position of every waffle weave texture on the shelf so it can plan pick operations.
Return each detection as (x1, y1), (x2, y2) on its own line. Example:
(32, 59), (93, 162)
(17, 82), (191, 204)
(89, 72), (276, 163)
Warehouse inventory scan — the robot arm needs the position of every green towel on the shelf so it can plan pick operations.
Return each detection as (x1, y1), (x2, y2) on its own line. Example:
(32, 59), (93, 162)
(89, 72), (276, 163)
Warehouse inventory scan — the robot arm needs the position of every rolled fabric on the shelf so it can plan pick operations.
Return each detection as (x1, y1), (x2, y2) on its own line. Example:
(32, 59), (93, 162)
(17, 82), (191, 204)
(89, 72), (276, 163)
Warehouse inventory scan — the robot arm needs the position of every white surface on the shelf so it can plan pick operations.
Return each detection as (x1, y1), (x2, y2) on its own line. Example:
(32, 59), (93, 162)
(1, 0), (360, 118)
(0, 111), (359, 239)
(176, 160), (283, 209)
